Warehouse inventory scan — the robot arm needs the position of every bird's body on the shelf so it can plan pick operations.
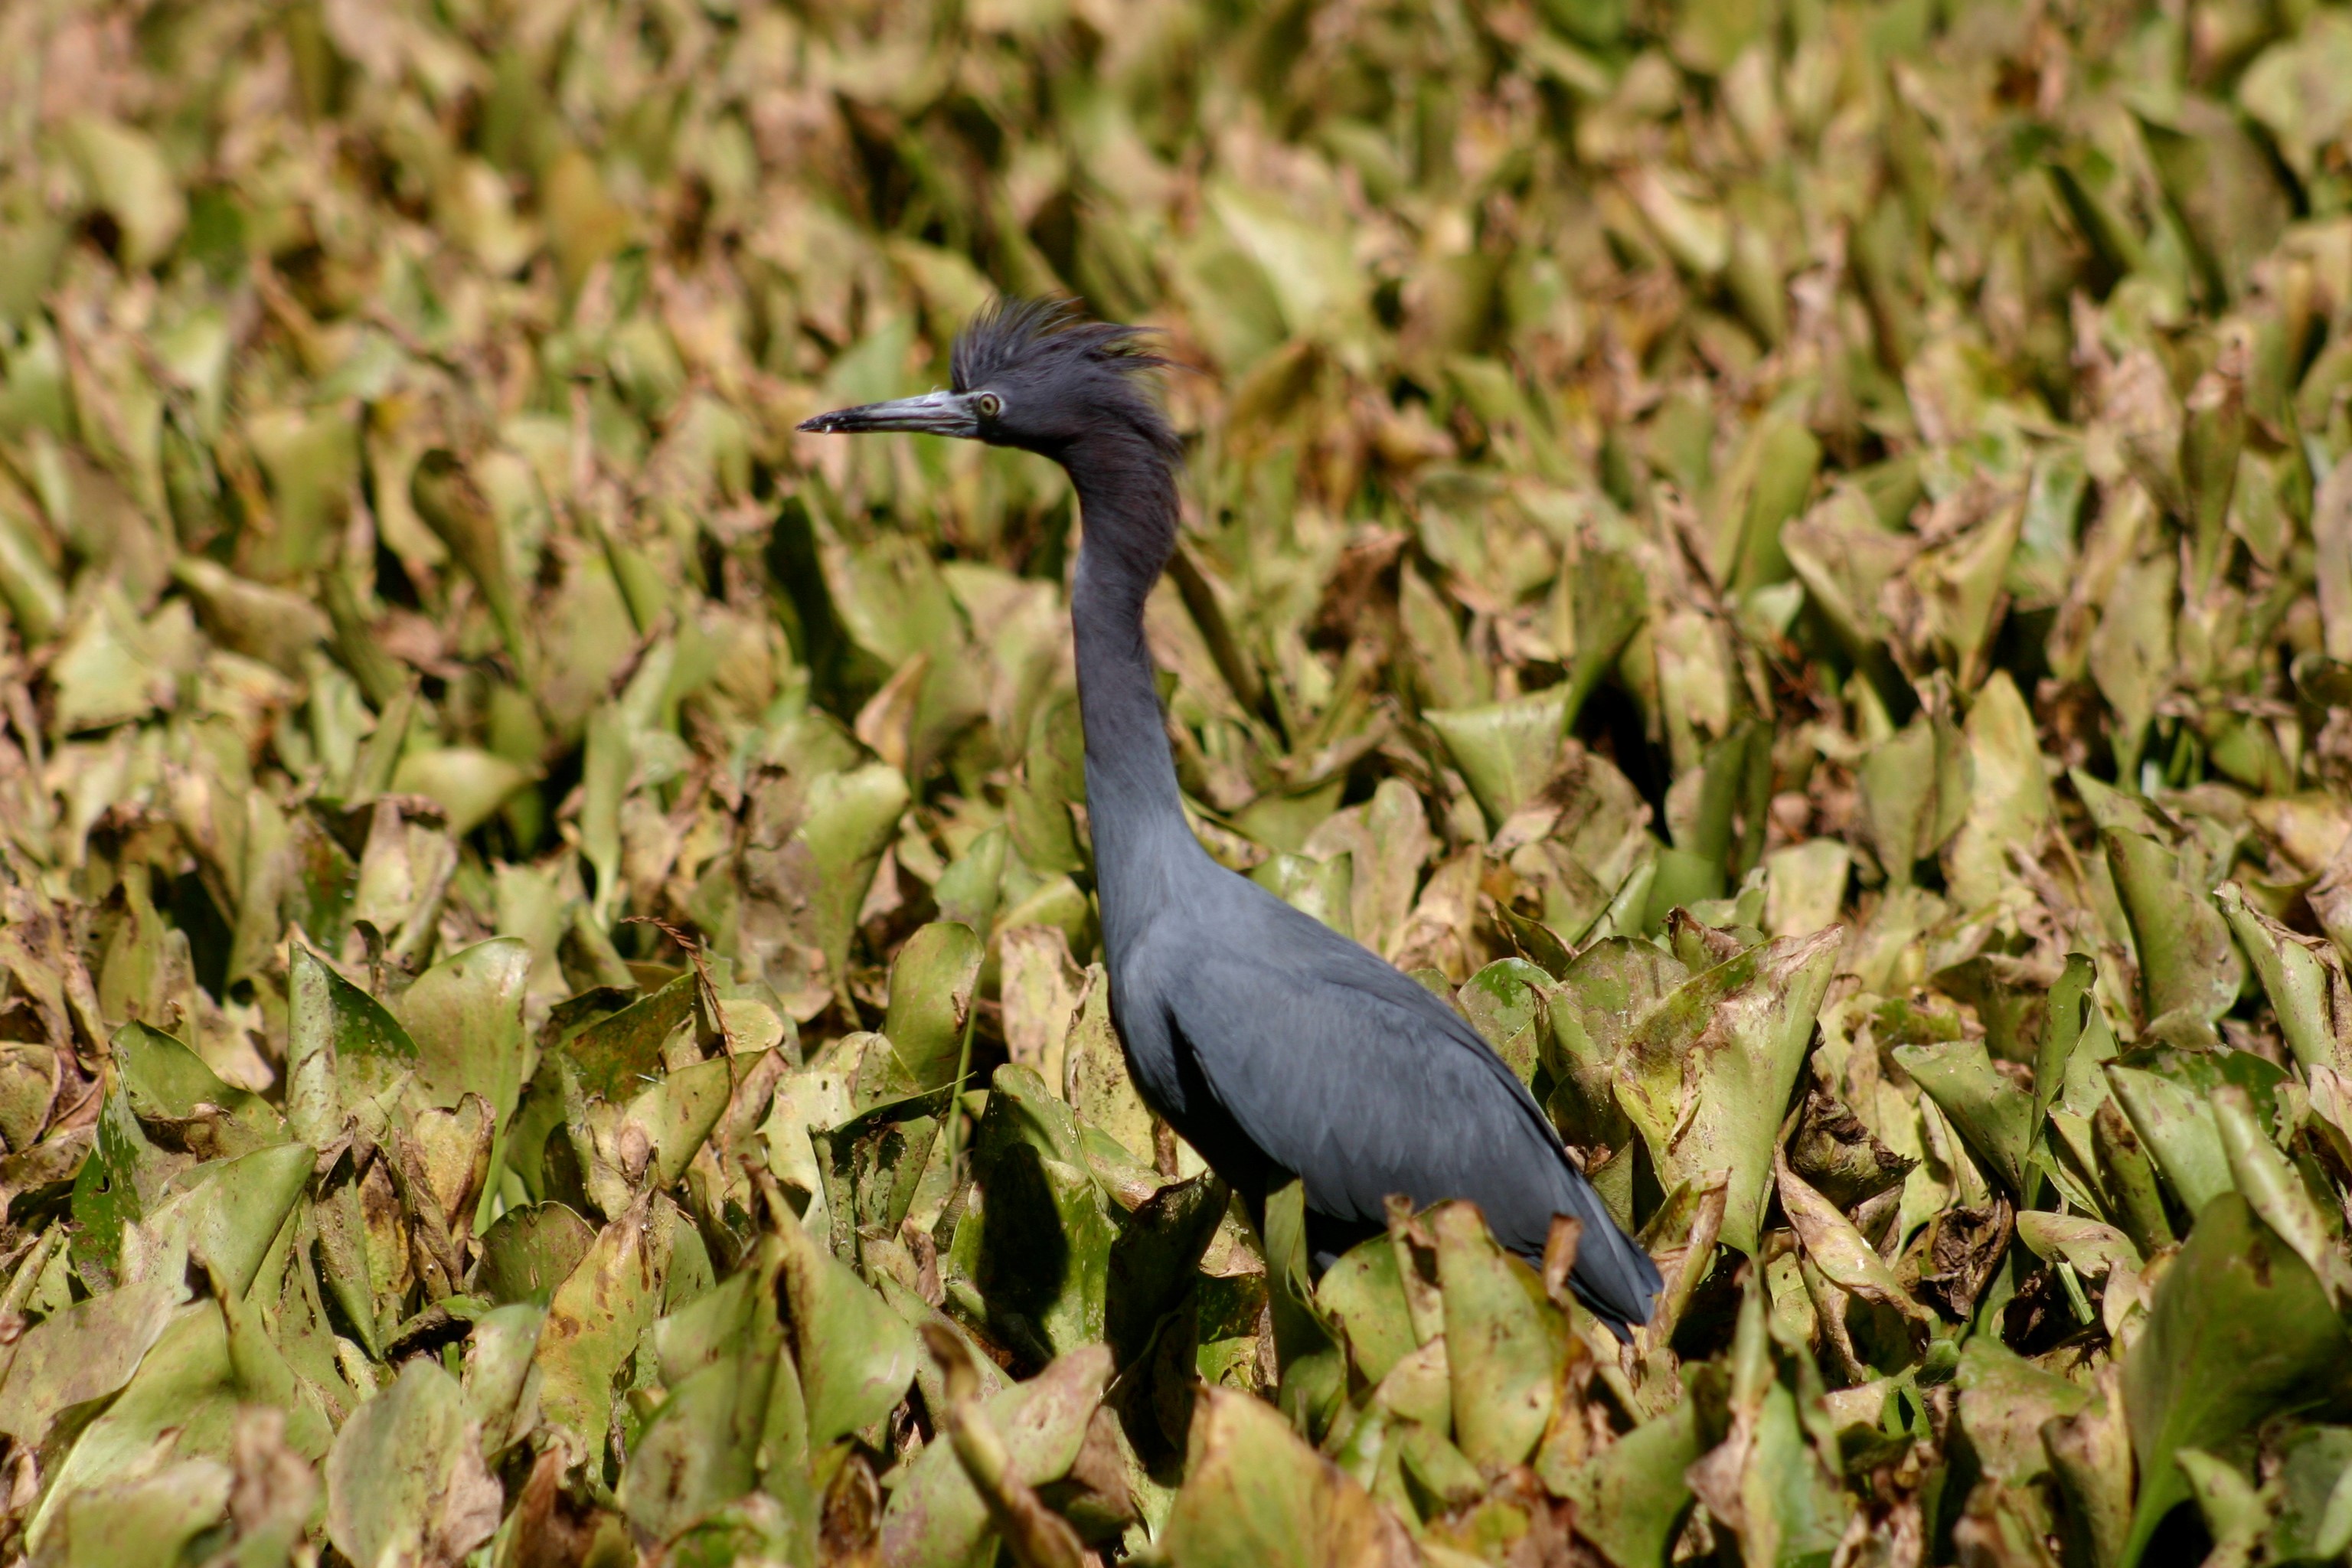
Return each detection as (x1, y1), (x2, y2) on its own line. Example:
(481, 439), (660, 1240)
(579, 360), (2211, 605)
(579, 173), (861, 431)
(803, 300), (1660, 1336)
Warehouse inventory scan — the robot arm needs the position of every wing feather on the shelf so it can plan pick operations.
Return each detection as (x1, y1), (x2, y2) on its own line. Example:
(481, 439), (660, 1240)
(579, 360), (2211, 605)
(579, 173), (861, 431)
(1148, 884), (1661, 1330)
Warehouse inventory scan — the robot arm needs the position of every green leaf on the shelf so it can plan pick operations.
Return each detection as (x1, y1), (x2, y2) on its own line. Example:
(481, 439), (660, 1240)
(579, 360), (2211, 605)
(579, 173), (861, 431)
(2217, 881), (2352, 1075)
(398, 936), (531, 1126)
(0, 1268), (183, 1446)
(2102, 827), (2242, 1028)
(388, 747), (535, 838)
(1158, 1387), (1416, 1568)
(473, 1201), (596, 1305)
(2118, 1194), (2352, 1567)
(534, 1191), (676, 1451)
(620, 1330), (781, 1546)
(884, 922), (983, 1090)
(1614, 928), (1841, 1253)
(2268, 1424), (2352, 1563)
(47, 1459), (233, 1568)
(2213, 1084), (2352, 1305)
(286, 942), (419, 1144)
(325, 1358), (504, 1568)
(1455, 957), (1550, 1090)
(1425, 689), (1569, 835)
(1430, 1201), (1564, 1473)
(152, 1141), (314, 1300)
(1559, 1400), (1700, 1568)
(112, 1019), (283, 1158)
(1544, 937), (1684, 1148)
(462, 1301), (548, 1458)
(1314, 1235), (1418, 1386)
(1955, 1339), (2090, 1484)
(1857, 704), (1971, 886)
(774, 1203), (920, 1446)
(877, 1345), (1112, 1566)
(626, 1051), (748, 1188)
(566, 973), (694, 1102)
(1890, 1037), (2038, 1201)
(2106, 1049), (2288, 1220)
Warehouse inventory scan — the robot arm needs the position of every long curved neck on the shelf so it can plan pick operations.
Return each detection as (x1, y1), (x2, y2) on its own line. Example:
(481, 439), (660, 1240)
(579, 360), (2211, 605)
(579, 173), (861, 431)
(1063, 430), (1200, 947)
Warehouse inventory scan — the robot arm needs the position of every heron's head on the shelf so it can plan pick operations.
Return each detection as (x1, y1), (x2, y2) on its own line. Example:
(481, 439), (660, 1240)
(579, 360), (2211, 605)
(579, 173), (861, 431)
(799, 298), (1180, 467)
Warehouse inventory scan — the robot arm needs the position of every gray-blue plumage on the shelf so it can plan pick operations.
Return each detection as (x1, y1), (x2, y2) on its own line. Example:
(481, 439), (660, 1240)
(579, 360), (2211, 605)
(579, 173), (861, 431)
(802, 299), (1661, 1337)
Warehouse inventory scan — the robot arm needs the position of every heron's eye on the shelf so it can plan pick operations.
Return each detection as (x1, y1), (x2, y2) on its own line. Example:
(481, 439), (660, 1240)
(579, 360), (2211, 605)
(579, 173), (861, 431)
(976, 391), (1003, 420)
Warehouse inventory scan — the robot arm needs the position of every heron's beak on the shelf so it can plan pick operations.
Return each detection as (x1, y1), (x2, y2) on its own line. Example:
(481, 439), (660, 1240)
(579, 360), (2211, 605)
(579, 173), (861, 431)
(798, 390), (979, 439)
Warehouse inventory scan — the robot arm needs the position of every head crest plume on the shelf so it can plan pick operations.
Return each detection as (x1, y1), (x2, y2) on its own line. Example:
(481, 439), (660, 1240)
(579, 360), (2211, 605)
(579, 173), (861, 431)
(951, 297), (1168, 394)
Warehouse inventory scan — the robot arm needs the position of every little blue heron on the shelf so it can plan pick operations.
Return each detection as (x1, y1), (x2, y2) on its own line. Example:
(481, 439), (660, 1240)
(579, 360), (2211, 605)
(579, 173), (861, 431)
(802, 299), (1660, 1336)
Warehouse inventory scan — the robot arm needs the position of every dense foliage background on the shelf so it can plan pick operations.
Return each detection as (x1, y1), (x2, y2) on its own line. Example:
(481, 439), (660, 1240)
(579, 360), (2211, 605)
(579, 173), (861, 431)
(2, 0), (2352, 1563)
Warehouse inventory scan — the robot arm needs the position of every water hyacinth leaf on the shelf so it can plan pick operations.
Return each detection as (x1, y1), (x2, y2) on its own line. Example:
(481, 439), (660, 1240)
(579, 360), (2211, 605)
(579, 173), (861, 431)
(626, 1053), (744, 1188)
(1455, 957), (1550, 1089)
(2136, 100), (2292, 305)
(773, 1198), (920, 1446)
(2269, 1425), (2352, 1563)
(24, 1302), (243, 1551)
(2092, 1095), (2177, 1260)
(2238, 15), (2352, 182)
(462, 1301), (548, 1458)
(286, 942), (417, 1142)
(2217, 882), (2352, 1074)
(1315, 1233), (1418, 1385)
(1158, 1386), (1416, 1568)
(1785, 1086), (1915, 1210)
(2041, 1368), (2135, 1568)
(474, 1201), (596, 1305)
(968, 1138), (1117, 1362)
(2118, 1194), (2352, 1567)
(1424, 689), (1570, 835)
(1614, 927), (1840, 1253)
(876, 1344), (1112, 1566)
(2111, 1063), (2232, 1215)
(1890, 1037), (2038, 1201)
(45, 1457), (233, 1566)
(1544, 938), (1684, 1148)
(387, 748), (534, 838)
(24, 0), (2352, 1555)
(2033, 952), (2098, 1128)
(0, 1269), (183, 1446)
(60, 116), (185, 270)
(1558, 1400), (1700, 1568)
(168, 557), (330, 675)
(534, 1191), (675, 1450)
(164, 1141), (314, 1300)
(399, 937), (531, 1123)
(325, 1358), (504, 1568)
(566, 973), (694, 1102)
(798, 763), (915, 1009)
(1944, 672), (2051, 911)
(2014, 1210), (2141, 1282)
(2212, 1085), (2352, 1305)
(112, 1020), (283, 1158)
(1062, 968), (1158, 1163)
(1429, 1200), (1563, 1472)
(619, 1334), (779, 1547)
(1857, 706), (1970, 886)
(410, 450), (527, 662)
(2087, 552), (2177, 781)
(1104, 1170), (1228, 1364)
(884, 921), (983, 1090)
(2105, 830), (2243, 1031)
(1955, 1339), (2091, 1485)
(1775, 1151), (1928, 1329)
